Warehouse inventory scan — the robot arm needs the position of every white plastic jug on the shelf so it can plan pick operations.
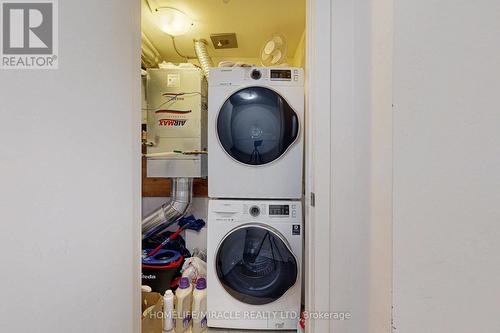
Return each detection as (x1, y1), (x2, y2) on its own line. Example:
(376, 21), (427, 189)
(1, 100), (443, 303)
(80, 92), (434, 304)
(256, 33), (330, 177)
(192, 278), (207, 333)
(175, 277), (193, 333)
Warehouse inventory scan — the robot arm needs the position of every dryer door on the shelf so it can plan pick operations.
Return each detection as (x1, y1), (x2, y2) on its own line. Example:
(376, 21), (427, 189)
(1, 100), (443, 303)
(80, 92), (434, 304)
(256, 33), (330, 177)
(217, 86), (299, 165)
(215, 224), (298, 305)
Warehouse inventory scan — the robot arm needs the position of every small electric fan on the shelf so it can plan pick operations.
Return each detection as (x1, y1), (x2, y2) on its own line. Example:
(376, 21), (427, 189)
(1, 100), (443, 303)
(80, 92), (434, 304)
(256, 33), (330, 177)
(260, 34), (288, 66)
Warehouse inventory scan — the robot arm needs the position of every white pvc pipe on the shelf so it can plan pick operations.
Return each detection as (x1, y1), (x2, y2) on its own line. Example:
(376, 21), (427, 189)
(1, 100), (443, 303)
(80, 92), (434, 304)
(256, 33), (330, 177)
(141, 32), (162, 67)
(143, 152), (181, 158)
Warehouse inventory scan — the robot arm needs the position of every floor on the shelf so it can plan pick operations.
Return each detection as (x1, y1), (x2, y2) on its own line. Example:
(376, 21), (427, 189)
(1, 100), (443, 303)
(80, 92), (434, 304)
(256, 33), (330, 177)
(178, 329), (295, 333)
(208, 328), (297, 333)
(173, 324), (297, 332)
(174, 324), (296, 333)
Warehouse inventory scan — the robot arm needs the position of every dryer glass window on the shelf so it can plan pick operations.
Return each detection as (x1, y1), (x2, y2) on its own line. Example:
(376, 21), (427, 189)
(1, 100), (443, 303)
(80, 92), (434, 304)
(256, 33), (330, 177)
(217, 87), (299, 165)
(216, 225), (298, 305)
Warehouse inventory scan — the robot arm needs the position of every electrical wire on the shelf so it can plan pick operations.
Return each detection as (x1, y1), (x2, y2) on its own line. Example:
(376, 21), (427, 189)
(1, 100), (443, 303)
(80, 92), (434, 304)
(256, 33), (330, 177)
(141, 91), (201, 111)
(170, 35), (196, 61)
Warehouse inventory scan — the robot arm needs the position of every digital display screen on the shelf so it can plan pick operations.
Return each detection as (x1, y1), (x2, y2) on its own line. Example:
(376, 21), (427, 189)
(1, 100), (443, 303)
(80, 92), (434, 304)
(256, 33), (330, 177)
(269, 205), (290, 216)
(270, 69), (292, 80)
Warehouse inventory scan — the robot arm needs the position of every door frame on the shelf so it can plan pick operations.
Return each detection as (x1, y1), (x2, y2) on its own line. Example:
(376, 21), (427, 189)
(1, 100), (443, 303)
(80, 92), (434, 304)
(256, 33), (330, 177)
(304, 0), (332, 332)
(304, 0), (394, 332)
(134, 0), (393, 330)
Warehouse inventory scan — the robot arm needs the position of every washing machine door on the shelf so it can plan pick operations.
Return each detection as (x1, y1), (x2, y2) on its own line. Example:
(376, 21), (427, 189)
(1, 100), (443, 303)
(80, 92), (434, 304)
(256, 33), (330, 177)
(217, 86), (299, 165)
(216, 224), (298, 305)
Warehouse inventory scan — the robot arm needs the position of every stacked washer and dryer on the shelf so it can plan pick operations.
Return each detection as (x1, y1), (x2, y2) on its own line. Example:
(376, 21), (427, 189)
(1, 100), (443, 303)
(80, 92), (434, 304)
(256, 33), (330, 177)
(207, 67), (304, 330)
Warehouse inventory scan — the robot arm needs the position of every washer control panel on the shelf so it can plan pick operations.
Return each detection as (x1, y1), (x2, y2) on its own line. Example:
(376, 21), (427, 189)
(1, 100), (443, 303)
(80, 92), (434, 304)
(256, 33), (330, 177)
(211, 200), (301, 222)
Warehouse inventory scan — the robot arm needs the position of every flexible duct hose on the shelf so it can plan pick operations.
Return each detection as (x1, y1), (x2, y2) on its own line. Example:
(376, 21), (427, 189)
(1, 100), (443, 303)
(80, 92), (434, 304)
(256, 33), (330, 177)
(193, 39), (213, 78)
(142, 178), (193, 239)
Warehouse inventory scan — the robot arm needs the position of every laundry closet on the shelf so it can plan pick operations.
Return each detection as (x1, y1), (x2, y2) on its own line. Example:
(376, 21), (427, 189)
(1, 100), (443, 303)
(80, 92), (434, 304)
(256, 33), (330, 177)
(140, 0), (306, 332)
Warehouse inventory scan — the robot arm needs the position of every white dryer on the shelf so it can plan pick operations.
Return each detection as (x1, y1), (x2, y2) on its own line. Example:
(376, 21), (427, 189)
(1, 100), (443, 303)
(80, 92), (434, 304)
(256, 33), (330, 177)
(208, 67), (304, 199)
(207, 199), (302, 330)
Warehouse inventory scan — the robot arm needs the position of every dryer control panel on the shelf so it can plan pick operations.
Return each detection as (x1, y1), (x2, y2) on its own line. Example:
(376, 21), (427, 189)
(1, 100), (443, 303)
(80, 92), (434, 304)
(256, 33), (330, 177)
(270, 69), (294, 81)
(209, 200), (301, 223)
(209, 67), (304, 86)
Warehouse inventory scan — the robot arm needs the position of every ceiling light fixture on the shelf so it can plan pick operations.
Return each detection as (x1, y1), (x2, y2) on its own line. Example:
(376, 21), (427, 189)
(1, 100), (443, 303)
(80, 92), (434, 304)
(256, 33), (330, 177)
(153, 7), (192, 36)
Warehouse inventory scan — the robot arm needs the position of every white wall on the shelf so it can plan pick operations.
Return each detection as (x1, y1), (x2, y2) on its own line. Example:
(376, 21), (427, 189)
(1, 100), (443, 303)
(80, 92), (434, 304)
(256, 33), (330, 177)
(0, 1), (141, 332)
(306, 0), (393, 332)
(393, 0), (500, 332)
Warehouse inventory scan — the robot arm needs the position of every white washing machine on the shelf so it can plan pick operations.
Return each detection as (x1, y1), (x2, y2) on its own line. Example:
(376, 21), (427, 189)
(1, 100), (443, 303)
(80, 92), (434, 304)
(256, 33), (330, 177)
(208, 67), (304, 199)
(207, 199), (302, 330)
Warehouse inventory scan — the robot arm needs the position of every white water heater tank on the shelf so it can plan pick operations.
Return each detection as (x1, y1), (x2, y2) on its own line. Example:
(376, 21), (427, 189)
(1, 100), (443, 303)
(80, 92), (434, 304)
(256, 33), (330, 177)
(146, 65), (207, 177)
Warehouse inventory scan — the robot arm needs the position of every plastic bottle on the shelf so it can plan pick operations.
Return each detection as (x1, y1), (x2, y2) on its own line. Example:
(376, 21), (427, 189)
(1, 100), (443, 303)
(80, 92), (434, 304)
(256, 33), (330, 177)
(163, 290), (174, 332)
(175, 277), (193, 333)
(141, 285), (152, 293)
(192, 278), (208, 333)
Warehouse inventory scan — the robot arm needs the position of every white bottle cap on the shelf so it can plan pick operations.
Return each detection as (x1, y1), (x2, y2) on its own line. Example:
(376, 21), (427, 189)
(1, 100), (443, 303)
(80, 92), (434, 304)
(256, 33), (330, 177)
(141, 285), (152, 293)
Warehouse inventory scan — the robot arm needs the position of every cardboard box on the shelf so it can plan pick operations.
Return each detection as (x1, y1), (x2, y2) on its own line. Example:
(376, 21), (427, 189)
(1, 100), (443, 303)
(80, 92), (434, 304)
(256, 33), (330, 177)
(142, 292), (163, 333)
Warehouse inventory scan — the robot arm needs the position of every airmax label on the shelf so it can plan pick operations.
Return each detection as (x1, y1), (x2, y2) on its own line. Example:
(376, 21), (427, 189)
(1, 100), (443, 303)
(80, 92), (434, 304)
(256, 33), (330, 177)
(159, 119), (187, 126)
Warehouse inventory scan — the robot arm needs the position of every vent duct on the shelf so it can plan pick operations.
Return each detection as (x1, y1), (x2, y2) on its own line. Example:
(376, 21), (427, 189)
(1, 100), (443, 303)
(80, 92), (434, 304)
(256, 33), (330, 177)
(193, 39), (213, 78)
(142, 178), (193, 239)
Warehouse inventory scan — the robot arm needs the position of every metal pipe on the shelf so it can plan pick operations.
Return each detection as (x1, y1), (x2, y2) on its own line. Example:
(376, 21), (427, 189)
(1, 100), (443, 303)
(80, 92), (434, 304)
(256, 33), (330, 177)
(142, 178), (193, 239)
(193, 39), (213, 78)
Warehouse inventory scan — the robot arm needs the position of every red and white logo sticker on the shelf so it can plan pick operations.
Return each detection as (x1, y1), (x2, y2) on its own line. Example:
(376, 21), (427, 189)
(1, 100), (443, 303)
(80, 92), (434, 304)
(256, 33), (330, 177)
(159, 119), (187, 126)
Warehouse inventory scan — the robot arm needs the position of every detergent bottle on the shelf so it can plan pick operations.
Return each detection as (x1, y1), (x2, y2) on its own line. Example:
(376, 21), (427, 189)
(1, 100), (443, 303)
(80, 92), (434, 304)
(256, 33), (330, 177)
(192, 278), (208, 333)
(175, 277), (193, 333)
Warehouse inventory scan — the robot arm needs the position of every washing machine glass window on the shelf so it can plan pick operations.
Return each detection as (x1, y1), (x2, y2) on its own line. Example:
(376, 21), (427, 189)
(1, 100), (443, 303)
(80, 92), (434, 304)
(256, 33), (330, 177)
(215, 224), (298, 305)
(216, 86), (299, 165)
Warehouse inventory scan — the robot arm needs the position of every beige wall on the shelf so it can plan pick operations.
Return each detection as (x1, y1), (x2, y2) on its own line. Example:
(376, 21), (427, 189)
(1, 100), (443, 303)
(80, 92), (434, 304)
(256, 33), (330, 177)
(293, 30), (306, 68)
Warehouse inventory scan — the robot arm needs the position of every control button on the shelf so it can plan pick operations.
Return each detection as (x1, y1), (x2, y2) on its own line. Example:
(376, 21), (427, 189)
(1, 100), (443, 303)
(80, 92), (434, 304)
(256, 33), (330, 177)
(292, 210), (297, 217)
(249, 206), (260, 217)
(251, 69), (262, 80)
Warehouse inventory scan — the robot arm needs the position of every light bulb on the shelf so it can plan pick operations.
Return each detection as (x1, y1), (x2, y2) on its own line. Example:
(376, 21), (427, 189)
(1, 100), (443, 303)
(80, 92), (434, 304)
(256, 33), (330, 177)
(154, 7), (192, 36)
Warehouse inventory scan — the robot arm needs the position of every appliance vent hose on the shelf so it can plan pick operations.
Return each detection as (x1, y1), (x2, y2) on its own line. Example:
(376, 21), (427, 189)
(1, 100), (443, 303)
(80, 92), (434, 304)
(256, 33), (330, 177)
(194, 39), (213, 78)
(142, 178), (193, 239)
